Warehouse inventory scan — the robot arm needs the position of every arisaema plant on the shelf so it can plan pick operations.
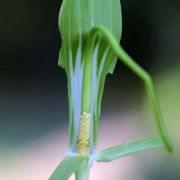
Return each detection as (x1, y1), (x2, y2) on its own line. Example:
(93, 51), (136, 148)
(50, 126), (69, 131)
(49, 0), (174, 179)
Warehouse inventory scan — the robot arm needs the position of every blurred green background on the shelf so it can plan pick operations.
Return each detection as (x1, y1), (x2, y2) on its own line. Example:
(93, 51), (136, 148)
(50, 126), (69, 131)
(0, 0), (179, 179)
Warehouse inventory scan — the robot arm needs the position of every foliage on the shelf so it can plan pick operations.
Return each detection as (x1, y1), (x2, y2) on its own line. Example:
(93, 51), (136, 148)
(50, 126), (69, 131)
(49, 1), (174, 179)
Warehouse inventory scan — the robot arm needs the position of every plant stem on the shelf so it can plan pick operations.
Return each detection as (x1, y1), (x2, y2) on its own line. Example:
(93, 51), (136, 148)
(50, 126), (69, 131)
(75, 160), (90, 180)
(81, 35), (94, 113)
(81, 54), (93, 113)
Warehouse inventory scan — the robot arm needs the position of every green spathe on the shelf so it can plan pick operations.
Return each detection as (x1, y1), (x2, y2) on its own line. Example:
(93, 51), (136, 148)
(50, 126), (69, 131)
(58, 0), (122, 148)
(59, 0), (122, 71)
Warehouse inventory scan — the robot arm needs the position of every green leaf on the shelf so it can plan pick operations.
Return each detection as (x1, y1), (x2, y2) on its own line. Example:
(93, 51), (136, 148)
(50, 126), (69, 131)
(95, 137), (164, 162)
(49, 154), (89, 180)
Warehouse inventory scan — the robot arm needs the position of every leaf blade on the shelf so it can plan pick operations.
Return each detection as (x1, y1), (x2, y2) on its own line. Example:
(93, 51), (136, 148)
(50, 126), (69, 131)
(95, 136), (164, 162)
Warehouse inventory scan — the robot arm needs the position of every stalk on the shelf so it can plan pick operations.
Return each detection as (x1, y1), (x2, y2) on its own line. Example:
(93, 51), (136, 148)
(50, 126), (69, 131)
(81, 40), (93, 113)
(75, 160), (90, 180)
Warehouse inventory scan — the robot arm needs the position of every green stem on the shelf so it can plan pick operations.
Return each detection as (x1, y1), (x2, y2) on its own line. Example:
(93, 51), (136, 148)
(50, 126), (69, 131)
(81, 51), (93, 113)
(75, 161), (90, 180)
(88, 26), (174, 152)
(81, 36), (95, 113)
